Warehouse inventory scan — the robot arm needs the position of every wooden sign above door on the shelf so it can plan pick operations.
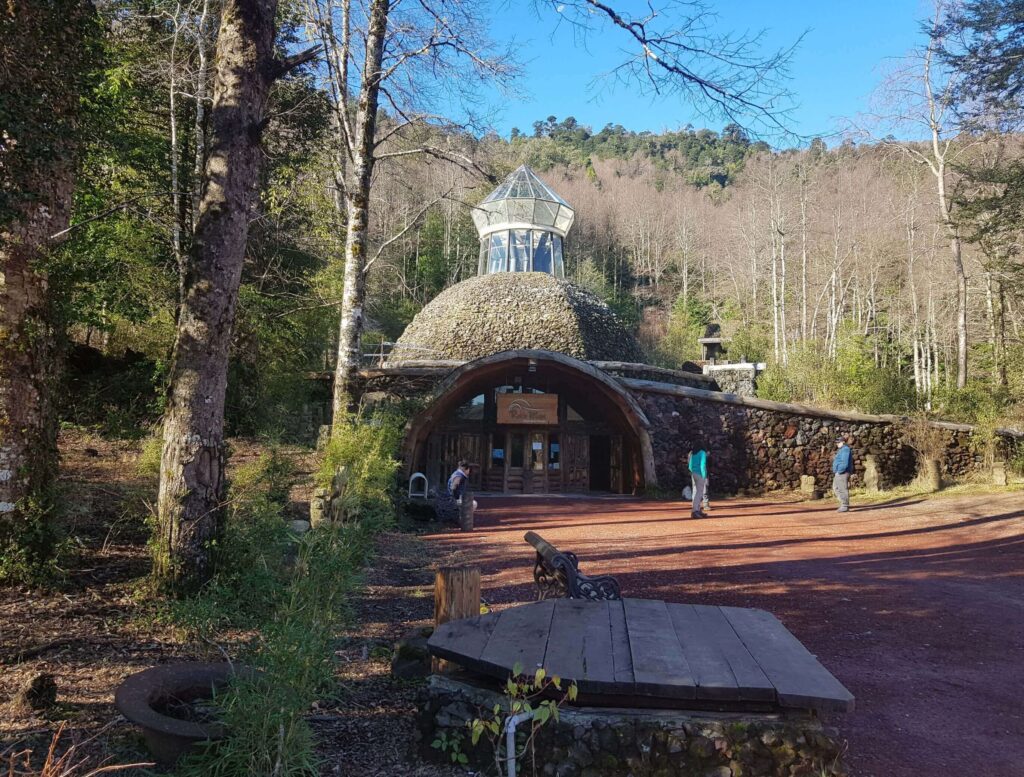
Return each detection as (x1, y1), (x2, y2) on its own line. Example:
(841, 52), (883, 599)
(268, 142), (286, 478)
(497, 393), (558, 425)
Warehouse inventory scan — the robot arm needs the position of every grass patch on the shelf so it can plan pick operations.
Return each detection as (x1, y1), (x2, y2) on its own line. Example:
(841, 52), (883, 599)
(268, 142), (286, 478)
(848, 478), (1024, 506)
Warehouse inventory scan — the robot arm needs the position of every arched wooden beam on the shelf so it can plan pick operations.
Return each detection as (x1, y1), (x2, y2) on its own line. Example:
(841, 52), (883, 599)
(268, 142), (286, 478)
(403, 349), (658, 489)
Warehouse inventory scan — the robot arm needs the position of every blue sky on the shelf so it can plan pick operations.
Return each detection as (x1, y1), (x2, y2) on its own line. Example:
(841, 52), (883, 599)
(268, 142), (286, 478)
(482, 1), (929, 142)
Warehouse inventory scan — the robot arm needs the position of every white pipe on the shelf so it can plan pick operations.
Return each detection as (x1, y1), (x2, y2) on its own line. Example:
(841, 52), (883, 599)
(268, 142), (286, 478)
(503, 708), (536, 777)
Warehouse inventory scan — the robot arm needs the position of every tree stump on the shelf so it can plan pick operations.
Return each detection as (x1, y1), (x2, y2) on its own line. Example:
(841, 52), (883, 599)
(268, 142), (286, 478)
(433, 565), (480, 673)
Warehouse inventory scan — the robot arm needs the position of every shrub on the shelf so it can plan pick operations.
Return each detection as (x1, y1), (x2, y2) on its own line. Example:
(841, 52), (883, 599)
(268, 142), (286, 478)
(316, 411), (403, 529)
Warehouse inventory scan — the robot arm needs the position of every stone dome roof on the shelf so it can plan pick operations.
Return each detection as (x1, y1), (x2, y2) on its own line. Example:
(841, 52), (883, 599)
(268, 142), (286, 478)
(392, 272), (644, 363)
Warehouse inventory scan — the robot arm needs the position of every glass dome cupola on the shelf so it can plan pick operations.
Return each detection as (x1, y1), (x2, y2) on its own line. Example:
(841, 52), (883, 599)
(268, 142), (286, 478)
(471, 165), (575, 278)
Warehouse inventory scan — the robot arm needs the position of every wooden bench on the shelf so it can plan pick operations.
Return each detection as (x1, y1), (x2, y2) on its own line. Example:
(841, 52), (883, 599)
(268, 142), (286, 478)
(525, 531), (621, 601)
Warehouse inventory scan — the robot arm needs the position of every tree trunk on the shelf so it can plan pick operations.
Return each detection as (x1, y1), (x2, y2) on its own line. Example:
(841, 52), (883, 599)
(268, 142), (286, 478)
(0, 0), (95, 573)
(191, 0), (211, 223)
(155, 0), (279, 593)
(331, 0), (390, 424)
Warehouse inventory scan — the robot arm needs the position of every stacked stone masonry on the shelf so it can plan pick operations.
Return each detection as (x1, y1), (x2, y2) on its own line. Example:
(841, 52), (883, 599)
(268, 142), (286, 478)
(420, 678), (846, 777)
(635, 392), (982, 495)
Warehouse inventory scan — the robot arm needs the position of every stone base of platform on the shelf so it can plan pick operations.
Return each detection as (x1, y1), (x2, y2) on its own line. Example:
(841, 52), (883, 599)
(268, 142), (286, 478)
(418, 675), (847, 777)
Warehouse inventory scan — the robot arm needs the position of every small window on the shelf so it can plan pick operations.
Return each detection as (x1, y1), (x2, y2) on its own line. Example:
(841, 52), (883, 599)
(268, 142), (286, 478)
(548, 434), (560, 470)
(510, 230), (530, 272)
(552, 235), (565, 278)
(491, 433), (504, 469)
(455, 393), (485, 421)
(532, 232), (553, 274)
(488, 232), (508, 273)
(567, 403), (584, 421)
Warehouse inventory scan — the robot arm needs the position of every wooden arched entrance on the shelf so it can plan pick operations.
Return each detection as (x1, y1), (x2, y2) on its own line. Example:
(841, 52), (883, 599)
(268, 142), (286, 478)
(404, 350), (656, 494)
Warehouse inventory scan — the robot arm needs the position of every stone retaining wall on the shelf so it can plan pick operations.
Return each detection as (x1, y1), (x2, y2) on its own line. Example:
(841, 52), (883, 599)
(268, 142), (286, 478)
(633, 388), (981, 495)
(419, 676), (846, 777)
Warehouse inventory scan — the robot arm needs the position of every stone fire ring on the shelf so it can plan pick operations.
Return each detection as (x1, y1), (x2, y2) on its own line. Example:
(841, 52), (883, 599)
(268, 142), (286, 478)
(115, 662), (254, 764)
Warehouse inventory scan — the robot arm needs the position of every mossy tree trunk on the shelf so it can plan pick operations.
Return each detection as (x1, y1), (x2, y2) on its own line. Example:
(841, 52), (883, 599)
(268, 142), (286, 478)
(0, 0), (96, 576)
(154, 0), (317, 593)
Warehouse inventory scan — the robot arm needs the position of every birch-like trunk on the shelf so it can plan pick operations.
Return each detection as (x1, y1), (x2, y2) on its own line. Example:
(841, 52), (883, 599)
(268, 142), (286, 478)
(331, 0), (390, 424)
(156, 0), (280, 593)
(191, 0), (211, 222)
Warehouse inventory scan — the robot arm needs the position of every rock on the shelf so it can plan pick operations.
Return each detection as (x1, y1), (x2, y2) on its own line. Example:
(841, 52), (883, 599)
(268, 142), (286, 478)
(391, 626), (433, 679)
(289, 519), (311, 534)
(309, 488), (328, 528)
(392, 272), (644, 363)
(993, 461), (1008, 486)
(13, 673), (57, 712)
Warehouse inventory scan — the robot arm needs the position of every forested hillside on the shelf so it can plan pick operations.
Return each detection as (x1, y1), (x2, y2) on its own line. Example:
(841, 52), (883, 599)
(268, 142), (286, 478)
(10, 1), (1024, 446)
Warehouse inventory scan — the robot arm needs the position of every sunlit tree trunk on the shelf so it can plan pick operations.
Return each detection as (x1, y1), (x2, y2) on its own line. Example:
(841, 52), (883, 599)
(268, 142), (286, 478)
(156, 0), (311, 592)
(331, 0), (389, 423)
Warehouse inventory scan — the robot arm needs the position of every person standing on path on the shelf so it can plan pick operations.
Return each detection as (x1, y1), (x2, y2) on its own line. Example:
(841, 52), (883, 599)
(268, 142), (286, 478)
(832, 437), (853, 512)
(688, 446), (709, 519)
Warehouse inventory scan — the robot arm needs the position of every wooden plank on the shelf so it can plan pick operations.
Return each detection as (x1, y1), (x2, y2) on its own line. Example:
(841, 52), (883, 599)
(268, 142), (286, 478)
(428, 612), (499, 670)
(608, 599), (635, 687)
(478, 600), (556, 678)
(622, 598), (696, 699)
(542, 600), (617, 694)
(690, 605), (774, 702)
(666, 603), (739, 701)
(721, 606), (855, 713)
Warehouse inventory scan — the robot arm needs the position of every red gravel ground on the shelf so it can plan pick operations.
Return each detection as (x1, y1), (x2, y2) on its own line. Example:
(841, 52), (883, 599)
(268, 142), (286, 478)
(427, 490), (1024, 777)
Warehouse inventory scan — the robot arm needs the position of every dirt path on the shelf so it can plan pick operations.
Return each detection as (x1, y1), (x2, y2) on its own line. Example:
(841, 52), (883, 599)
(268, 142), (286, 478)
(425, 491), (1024, 777)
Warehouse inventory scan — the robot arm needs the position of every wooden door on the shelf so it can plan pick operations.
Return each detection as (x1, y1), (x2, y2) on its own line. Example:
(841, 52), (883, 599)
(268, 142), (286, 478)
(610, 435), (623, 494)
(527, 431), (548, 493)
(505, 431), (526, 493)
(563, 434), (589, 492)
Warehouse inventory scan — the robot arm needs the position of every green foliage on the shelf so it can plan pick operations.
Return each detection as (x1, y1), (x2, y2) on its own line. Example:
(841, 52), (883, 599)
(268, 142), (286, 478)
(136, 434), (163, 479)
(516, 116), (760, 186)
(162, 446), (382, 777)
(758, 330), (916, 415)
(317, 411), (404, 528)
(655, 294), (713, 367)
(0, 496), (61, 586)
(466, 663), (578, 776)
(431, 731), (468, 766)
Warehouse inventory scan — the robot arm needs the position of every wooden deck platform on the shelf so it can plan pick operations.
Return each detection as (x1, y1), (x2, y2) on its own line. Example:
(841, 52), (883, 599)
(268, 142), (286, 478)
(427, 598), (854, 714)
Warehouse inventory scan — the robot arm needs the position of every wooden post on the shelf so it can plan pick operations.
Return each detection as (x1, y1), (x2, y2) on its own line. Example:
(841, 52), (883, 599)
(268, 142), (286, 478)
(458, 490), (475, 531)
(433, 565), (481, 673)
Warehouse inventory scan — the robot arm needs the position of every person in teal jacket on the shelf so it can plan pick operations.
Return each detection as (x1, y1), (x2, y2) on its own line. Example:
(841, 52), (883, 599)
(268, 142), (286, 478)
(687, 447), (709, 519)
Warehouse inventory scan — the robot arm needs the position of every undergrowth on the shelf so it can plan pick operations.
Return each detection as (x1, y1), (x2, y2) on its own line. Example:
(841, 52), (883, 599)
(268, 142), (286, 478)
(155, 416), (402, 777)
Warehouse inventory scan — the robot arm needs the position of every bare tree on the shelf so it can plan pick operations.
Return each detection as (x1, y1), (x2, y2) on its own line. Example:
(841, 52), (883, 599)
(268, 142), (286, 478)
(870, 0), (978, 388)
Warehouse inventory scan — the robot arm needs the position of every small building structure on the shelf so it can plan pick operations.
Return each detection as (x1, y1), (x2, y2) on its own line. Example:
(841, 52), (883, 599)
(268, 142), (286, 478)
(350, 165), (1015, 498)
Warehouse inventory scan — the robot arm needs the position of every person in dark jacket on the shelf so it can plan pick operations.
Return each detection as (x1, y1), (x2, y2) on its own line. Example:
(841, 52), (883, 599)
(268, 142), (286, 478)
(832, 437), (853, 512)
